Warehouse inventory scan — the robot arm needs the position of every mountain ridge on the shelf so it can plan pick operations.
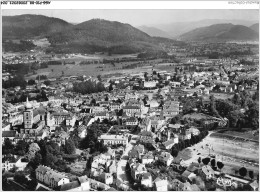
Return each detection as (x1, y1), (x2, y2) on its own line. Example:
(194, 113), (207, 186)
(179, 23), (259, 42)
(138, 25), (172, 38)
(3, 15), (184, 54)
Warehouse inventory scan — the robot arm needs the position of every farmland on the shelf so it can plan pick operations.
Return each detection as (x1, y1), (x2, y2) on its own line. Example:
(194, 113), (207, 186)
(25, 58), (175, 80)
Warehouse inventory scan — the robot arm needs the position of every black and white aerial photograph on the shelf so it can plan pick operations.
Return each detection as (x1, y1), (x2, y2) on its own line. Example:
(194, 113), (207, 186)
(1, 2), (259, 191)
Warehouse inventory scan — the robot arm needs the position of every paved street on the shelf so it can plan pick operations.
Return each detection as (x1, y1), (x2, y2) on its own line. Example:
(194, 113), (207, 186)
(117, 135), (138, 187)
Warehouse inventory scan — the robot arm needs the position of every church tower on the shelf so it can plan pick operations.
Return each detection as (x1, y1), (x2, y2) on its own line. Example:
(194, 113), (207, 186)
(23, 97), (33, 129)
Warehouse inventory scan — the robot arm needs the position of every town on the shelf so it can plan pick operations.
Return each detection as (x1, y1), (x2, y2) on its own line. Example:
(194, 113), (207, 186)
(2, 10), (259, 192)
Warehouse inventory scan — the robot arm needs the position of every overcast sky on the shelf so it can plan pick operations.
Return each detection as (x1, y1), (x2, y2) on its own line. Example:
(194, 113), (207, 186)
(2, 9), (259, 26)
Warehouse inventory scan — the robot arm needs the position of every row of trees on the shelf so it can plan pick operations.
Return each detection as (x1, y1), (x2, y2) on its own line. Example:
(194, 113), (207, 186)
(198, 157), (224, 171)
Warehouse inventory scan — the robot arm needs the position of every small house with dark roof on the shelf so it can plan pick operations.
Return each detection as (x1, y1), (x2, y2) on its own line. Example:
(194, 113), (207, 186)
(2, 130), (17, 143)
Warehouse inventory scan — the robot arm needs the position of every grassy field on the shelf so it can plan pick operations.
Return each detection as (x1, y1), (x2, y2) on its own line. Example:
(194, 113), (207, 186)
(27, 59), (169, 80)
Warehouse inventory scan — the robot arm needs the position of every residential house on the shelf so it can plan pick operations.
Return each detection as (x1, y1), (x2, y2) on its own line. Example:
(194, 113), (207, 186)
(94, 112), (109, 121)
(2, 130), (17, 144)
(110, 103), (121, 111)
(104, 147), (116, 160)
(139, 130), (156, 140)
(128, 149), (140, 160)
(199, 165), (214, 180)
(100, 173), (113, 185)
(159, 152), (174, 166)
(131, 163), (147, 180)
(249, 180), (259, 191)
(142, 152), (154, 164)
(181, 170), (197, 182)
(2, 160), (15, 172)
(186, 162), (201, 173)
(125, 117), (138, 126)
(92, 106), (106, 114)
(163, 138), (178, 150)
(59, 175), (90, 191)
(154, 178), (168, 191)
(15, 157), (29, 171)
(123, 106), (141, 117)
(133, 144), (145, 156)
(172, 157), (185, 171)
(36, 165), (70, 188)
(98, 135), (128, 146)
(141, 172), (153, 188)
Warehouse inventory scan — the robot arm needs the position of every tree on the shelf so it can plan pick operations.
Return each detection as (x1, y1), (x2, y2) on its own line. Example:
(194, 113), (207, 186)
(15, 140), (29, 156)
(33, 152), (42, 167)
(170, 114), (182, 124)
(27, 79), (36, 85)
(43, 80), (51, 86)
(249, 170), (254, 180)
(202, 157), (210, 165)
(171, 146), (179, 157)
(210, 159), (216, 167)
(246, 104), (259, 130)
(65, 139), (76, 155)
(228, 110), (244, 128)
(44, 153), (58, 166)
(232, 93), (242, 106)
(97, 75), (102, 81)
(198, 157), (201, 164)
(217, 161), (224, 171)
(14, 171), (28, 184)
(239, 167), (247, 177)
(27, 179), (38, 190)
(3, 138), (14, 155)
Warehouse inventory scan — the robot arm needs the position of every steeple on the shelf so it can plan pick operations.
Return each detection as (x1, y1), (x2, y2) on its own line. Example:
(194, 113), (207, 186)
(25, 97), (33, 110)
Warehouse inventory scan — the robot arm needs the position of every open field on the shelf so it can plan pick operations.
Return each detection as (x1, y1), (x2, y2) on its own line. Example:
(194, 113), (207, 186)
(26, 59), (171, 80)
(211, 130), (259, 142)
(182, 131), (259, 177)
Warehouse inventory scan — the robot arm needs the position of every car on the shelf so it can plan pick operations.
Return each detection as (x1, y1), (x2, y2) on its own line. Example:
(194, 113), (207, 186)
(197, 153), (201, 155)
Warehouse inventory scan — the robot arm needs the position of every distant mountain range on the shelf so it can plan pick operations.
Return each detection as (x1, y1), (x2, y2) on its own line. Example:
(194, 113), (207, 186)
(153, 19), (259, 38)
(137, 26), (173, 38)
(250, 23), (259, 33)
(179, 23), (259, 42)
(3, 15), (258, 54)
(3, 14), (184, 54)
